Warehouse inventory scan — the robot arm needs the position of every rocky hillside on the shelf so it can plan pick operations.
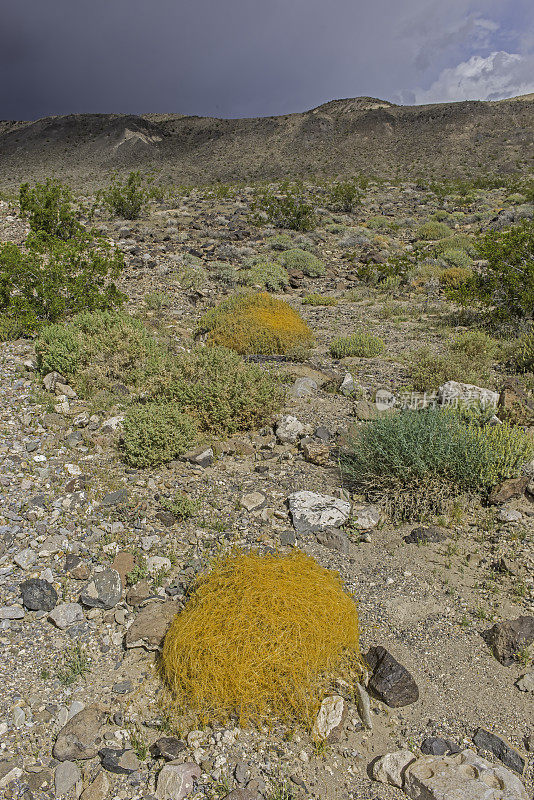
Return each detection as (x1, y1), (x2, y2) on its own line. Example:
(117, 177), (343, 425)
(0, 95), (533, 187)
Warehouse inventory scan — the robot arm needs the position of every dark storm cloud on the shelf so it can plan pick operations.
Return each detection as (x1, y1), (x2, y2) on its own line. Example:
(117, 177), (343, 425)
(1, 0), (533, 120)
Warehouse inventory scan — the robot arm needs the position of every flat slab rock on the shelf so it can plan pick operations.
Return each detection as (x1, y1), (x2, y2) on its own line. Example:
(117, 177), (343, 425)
(366, 646), (419, 707)
(473, 728), (525, 775)
(125, 601), (178, 650)
(53, 705), (107, 761)
(156, 762), (201, 800)
(404, 748), (528, 800)
(287, 491), (351, 534)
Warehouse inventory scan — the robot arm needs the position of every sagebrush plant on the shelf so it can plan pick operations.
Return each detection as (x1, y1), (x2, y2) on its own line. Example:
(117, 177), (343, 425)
(330, 331), (385, 359)
(278, 248), (325, 277)
(0, 232), (125, 335)
(408, 330), (498, 391)
(101, 171), (148, 219)
(415, 221), (452, 241)
(251, 184), (316, 231)
(19, 178), (81, 240)
(197, 292), (314, 356)
(449, 220), (534, 321)
(161, 549), (362, 728)
(161, 492), (200, 521)
(241, 258), (289, 291)
(341, 408), (533, 520)
(122, 402), (199, 467)
(266, 233), (294, 251)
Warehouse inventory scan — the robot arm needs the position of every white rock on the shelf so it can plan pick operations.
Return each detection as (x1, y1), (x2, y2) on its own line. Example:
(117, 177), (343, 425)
(147, 556), (172, 574)
(0, 766), (23, 789)
(156, 762), (201, 800)
(288, 491), (351, 534)
(340, 373), (356, 395)
(312, 695), (345, 741)
(14, 548), (37, 570)
(0, 605), (25, 620)
(13, 707), (25, 728)
(438, 381), (498, 409)
(498, 508), (523, 523)
(48, 602), (84, 629)
(372, 750), (416, 787)
(65, 463), (82, 476)
(516, 672), (534, 692)
(240, 492), (266, 511)
(101, 414), (125, 433)
(275, 415), (305, 444)
(404, 749), (528, 800)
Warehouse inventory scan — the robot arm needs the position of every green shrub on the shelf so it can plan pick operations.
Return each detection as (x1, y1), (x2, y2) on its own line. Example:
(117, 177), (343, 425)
(0, 314), (30, 342)
(101, 171), (148, 219)
(450, 220), (534, 320)
(302, 293), (338, 306)
(341, 408), (533, 519)
(122, 403), (199, 467)
(266, 234), (294, 251)
(440, 249), (472, 270)
(408, 332), (497, 392)
(278, 249), (325, 277)
(330, 331), (385, 359)
(161, 346), (284, 435)
(175, 261), (207, 291)
(19, 179), (81, 240)
(241, 259), (289, 291)
(365, 215), (396, 232)
(327, 181), (364, 212)
(415, 221), (451, 241)
(160, 492), (200, 520)
(433, 235), (477, 257)
(0, 234), (125, 335)
(509, 328), (534, 373)
(211, 261), (238, 285)
(251, 185), (316, 231)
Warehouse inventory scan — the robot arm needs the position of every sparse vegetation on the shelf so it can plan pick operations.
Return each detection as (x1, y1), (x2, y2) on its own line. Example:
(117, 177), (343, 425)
(57, 643), (90, 686)
(330, 331), (385, 359)
(327, 179), (365, 212)
(251, 184), (316, 231)
(302, 293), (338, 306)
(100, 170), (148, 219)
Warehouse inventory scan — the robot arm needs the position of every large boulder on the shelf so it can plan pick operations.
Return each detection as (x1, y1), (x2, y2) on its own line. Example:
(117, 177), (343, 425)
(287, 491), (350, 534)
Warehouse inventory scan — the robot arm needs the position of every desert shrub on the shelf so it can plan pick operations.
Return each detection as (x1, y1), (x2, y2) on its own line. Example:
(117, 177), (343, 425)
(330, 331), (385, 359)
(211, 261), (238, 285)
(175, 261), (207, 291)
(122, 402), (199, 467)
(160, 492), (200, 521)
(439, 266), (473, 288)
(440, 249), (472, 270)
(0, 235), (125, 335)
(241, 259), (289, 291)
(327, 180), (364, 212)
(302, 293), (338, 306)
(144, 291), (167, 310)
(198, 292), (314, 356)
(101, 171), (148, 219)
(161, 346), (284, 435)
(162, 549), (362, 728)
(450, 220), (534, 320)
(278, 248), (325, 277)
(365, 215), (396, 232)
(508, 328), (534, 373)
(341, 408), (533, 519)
(415, 221), (451, 241)
(408, 331), (497, 391)
(19, 179), (81, 240)
(251, 185), (316, 231)
(266, 234), (294, 251)
(36, 310), (169, 392)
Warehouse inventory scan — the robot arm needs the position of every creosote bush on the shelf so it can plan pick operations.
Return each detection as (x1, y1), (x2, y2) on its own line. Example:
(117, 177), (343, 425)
(100, 171), (148, 219)
(198, 292), (314, 356)
(19, 178), (81, 240)
(341, 408), (533, 520)
(251, 185), (316, 231)
(327, 180), (365, 212)
(330, 331), (385, 359)
(162, 549), (362, 728)
(278, 248), (325, 277)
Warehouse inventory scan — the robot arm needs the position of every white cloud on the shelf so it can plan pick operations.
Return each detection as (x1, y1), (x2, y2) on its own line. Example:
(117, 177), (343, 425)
(413, 50), (534, 103)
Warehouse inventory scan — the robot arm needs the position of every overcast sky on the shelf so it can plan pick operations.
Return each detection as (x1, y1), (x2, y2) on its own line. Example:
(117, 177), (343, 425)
(1, 0), (534, 120)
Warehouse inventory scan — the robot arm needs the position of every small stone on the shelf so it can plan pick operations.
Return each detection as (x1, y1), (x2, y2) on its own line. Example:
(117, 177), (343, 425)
(99, 747), (140, 774)
(80, 568), (122, 609)
(300, 439), (330, 465)
(0, 605), (25, 620)
(339, 373), (356, 395)
(473, 728), (525, 774)
(53, 705), (106, 761)
(13, 707), (25, 727)
(240, 492), (266, 512)
(147, 556), (171, 574)
(484, 616), (534, 665)
(222, 791), (260, 800)
(112, 680), (132, 694)
(150, 737), (187, 761)
(353, 400), (378, 420)
(101, 415), (125, 433)
(489, 476), (530, 504)
(275, 415), (305, 444)
(366, 646), (419, 707)
(311, 695), (346, 743)
(125, 601), (178, 650)
(288, 490), (351, 534)
(420, 737), (461, 756)
(0, 761), (23, 790)
(65, 555), (90, 580)
(290, 377), (318, 398)
(14, 548), (37, 570)
(43, 371), (66, 392)
(182, 446), (213, 468)
(54, 760), (81, 796)
(404, 526), (449, 544)
(49, 602), (84, 629)
(20, 578), (58, 611)
(111, 551), (135, 588)
(372, 750), (416, 787)
(156, 762), (201, 800)
(316, 528), (350, 554)
(126, 579), (153, 606)
(80, 770), (110, 800)
(156, 510), (177, 527)
(515, 672), (534, 692)
(100, 488), (128, 506)
(351, 504), (381, 530)
(279, 529), (296, 547)
(498, 508), (522, 523)
(438, 380), (498, 408)
(355, 683), (372, 729)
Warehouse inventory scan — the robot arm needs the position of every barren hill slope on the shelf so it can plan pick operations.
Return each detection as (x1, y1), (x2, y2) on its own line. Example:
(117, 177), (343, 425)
(0, 95), (533, 186)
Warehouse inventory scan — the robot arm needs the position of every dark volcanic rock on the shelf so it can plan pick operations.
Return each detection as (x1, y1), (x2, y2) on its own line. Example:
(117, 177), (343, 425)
(20, 578), (58, 611)
(484, 616), (534, 666)
(80, 568), (122, 609)
(366, 646), (419, 707)
(420, 737), (461, 756)
(149, 737), (187, 760)
(99, 748), (139, 774)
(473, 728), (525, 774)
(404, 526), (449, 544)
